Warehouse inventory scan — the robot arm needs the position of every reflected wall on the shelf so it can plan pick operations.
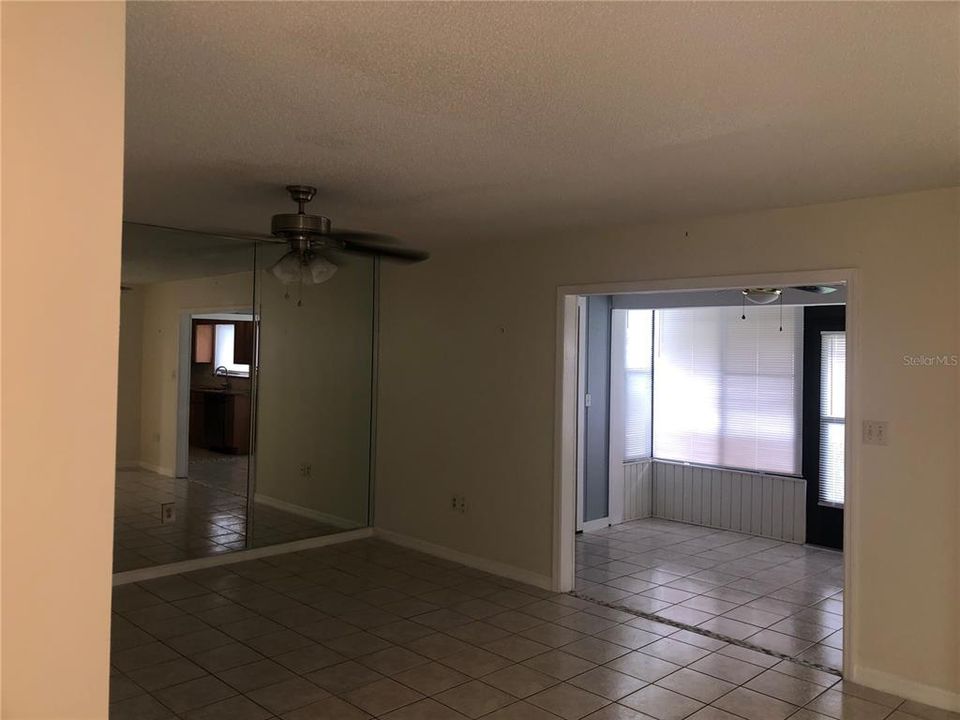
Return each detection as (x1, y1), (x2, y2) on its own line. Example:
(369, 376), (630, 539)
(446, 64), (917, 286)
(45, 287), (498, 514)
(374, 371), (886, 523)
(113, 227), (376, 572)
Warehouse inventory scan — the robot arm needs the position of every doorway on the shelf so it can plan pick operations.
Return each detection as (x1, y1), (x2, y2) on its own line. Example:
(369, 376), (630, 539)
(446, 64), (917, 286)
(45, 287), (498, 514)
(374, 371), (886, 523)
(183, 311), (256, 501)
(555, 271), (857, 677)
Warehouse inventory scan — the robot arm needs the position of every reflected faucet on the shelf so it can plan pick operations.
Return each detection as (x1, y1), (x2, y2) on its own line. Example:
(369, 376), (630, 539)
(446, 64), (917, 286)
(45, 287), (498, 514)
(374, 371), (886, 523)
(213, 365), (230, 389)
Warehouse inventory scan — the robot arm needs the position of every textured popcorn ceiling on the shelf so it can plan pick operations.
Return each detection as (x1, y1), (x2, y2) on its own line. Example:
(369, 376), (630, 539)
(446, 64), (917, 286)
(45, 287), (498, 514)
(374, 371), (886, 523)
(124, 2), (959, 250)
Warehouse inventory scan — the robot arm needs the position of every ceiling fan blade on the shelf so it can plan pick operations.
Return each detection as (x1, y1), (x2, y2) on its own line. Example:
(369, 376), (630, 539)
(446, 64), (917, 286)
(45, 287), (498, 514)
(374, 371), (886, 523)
(123, 221), (284, 244)
(338, 237), (430, 262)
(794, 285), (838, 294)
(326, 229), (401, 245)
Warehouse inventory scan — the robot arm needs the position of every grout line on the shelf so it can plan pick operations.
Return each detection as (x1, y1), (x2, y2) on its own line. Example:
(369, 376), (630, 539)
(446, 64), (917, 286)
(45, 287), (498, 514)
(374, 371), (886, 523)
(569, 590), (843, 678)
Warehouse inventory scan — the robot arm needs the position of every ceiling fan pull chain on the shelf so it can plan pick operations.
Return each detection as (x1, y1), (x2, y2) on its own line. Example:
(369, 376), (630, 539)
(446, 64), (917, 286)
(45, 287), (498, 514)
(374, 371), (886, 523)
(741, 292), (746, 320)
(779, 293), (783, 332)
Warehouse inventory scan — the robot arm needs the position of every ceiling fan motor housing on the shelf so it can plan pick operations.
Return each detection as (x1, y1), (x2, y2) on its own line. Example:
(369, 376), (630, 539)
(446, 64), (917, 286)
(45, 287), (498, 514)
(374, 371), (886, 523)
(273, 184), (333, 249)
(271, 212), (331, 239)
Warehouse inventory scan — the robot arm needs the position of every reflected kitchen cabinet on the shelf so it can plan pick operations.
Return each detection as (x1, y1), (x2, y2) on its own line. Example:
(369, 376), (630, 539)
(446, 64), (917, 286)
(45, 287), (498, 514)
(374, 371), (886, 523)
(194, 321), (214, 363)
(234, 321), (255, 366)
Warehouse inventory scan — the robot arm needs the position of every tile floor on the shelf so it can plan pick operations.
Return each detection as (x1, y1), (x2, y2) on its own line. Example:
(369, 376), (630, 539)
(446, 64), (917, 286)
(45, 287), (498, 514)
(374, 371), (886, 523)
(113, 460), (342, 573)
(575, 519), (844, 672)
(110, 537), (955, 720)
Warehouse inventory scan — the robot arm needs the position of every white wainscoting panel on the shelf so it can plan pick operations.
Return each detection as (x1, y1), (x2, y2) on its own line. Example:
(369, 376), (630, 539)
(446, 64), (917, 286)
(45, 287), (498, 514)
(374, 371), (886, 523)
(651, 461), (806, 543)
(623, 460), (653, 521)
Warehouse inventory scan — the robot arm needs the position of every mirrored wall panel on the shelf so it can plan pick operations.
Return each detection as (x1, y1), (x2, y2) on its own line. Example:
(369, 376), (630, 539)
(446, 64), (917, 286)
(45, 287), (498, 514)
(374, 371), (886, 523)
(113, 225), (375, 573)
(252, 244), (375, 542)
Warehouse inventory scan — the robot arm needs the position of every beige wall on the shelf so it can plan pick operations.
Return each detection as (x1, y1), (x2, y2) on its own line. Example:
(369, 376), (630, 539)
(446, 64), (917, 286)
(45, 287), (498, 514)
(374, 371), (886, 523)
(116, 288), (144, 467)
(376, 187), (960, 702)
(137, 272), (253, 475)
(1, 3), (125, 717)
(254, 255), (374, 526)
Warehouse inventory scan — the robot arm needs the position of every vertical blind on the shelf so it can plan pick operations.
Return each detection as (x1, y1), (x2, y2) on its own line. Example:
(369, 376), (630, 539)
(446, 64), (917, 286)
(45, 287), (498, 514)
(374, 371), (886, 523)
(626, 306), (802, 474)
(624, 310), (653, 459)
(819, 331), (846, 506)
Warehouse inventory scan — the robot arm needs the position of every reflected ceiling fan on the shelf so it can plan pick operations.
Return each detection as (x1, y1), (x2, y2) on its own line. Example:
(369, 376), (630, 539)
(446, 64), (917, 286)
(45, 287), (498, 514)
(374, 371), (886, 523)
(124, 184), (429, 298)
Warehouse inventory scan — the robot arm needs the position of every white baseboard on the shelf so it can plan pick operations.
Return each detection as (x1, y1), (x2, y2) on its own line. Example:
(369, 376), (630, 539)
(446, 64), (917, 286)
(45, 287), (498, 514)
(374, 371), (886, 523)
(851, 665), (960, 712)
(581, 517), (611, 533)
(375, 528), (554, 591)
(254, 493), (362, 530)
(113, 527), (374, 586)
(137, 461), (174, 477)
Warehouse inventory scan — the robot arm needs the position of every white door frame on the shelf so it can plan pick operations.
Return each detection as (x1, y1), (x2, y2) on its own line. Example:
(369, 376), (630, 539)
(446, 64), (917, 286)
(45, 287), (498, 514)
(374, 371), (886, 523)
(575, 298), (587, 532)
(607, 309), (627, 526)
(552, 268), (858, 679)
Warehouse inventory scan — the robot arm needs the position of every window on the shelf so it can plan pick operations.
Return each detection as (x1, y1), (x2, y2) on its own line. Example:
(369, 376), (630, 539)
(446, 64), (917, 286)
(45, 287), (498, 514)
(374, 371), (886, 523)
(623, 309), (653, 459)
(214, 323), (250, 376)
(649, 306), (802, 475)
(819, 331), (846, 506)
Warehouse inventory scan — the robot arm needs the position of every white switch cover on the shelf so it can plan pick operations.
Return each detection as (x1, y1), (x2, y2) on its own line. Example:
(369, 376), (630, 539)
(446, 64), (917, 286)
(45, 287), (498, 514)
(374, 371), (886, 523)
(584, 394), (592, 408)
(863, 420), (889, 446)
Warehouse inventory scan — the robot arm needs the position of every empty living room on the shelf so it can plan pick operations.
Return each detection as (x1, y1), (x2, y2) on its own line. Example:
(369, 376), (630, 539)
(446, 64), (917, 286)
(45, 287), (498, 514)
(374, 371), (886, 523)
(1, 2), (958, 719)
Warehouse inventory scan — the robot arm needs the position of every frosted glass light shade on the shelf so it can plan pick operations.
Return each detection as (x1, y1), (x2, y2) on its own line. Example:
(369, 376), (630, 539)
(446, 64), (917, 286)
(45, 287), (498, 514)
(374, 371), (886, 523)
(308, 256), (337, 284)
(271, 252), (337, 285)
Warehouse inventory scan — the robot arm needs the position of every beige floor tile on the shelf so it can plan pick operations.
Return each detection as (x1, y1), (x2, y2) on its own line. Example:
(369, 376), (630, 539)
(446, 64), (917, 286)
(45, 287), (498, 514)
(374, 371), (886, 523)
(528, 683), (611, 720)
(655, 668), (733, 704)
(523, 650), (597, 680)
(805, 689), (892, 720)
(483, 664), (560, 699)
(606, 651), (680, 683)
(685, 708), (744, 720)
(440, 647), (512, 678)
(564, 637), (633, 664)
(484, 701), (563, 719)
(434, 680), (513, 718)
(282, 695), (372, 720)
(639, 639), (710, 666)
(393, 662), (470, 696)
(620, 685), (704, 720)
(484, 635), (554, 662)
(568, 667), (647, 701)
(896, 701), (960, 720)
(360, 647), (431, 676)
(584, 704), (660, 719)
(344, 677), (424, 716)
(712, 687), (796, 720)
(381, 698), (470, 720)
(744, 669), (827, 705)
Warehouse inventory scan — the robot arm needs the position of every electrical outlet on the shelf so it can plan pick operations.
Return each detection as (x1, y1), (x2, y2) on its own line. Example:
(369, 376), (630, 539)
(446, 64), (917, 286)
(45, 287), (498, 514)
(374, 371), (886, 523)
(160, 502), (176, 524)
(458, 496), (467, 514)
(863, 420), (889, 446)
(451, 495), (458, 511)
(299, 463), (312, 477)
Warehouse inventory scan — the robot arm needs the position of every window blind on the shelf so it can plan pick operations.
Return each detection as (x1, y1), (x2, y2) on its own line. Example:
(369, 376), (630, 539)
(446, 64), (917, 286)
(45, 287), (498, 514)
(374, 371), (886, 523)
(819, 331), (846, 506)
(651, 306), (802, 474)
(624, 310), (653, 459)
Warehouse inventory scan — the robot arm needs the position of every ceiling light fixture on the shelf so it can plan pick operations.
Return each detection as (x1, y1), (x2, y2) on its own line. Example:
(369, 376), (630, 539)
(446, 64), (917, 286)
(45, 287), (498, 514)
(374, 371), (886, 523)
(742, 288), (782, 305)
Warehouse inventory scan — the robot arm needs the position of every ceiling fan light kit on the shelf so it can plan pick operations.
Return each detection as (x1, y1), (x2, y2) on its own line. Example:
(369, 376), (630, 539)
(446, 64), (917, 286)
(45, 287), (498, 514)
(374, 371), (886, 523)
(123, 183), (429, 305)
(742, 288), (782, 305)
(271, 251), (337, 286)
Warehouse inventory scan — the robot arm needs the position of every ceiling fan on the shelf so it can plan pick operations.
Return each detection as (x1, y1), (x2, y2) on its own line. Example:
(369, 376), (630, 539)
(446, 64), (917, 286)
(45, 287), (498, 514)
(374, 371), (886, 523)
(741, 285), (838, 305)
(123, 184), (429, 290)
